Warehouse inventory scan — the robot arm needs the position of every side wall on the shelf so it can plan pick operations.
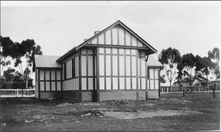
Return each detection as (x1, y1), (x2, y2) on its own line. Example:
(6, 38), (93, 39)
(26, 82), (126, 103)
(36, 68), (62, 100)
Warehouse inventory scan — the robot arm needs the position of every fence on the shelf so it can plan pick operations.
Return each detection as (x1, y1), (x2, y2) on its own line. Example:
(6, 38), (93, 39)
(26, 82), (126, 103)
(0, 89), (35, 98)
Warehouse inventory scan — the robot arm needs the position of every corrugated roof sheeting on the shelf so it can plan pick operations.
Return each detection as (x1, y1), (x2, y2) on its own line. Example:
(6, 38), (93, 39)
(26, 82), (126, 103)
(147, 55), (163, 67)
(35, 55), (62, 68)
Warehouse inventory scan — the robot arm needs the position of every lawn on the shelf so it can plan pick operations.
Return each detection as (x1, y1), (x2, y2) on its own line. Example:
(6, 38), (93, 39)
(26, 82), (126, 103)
(0, 92), (220, 131)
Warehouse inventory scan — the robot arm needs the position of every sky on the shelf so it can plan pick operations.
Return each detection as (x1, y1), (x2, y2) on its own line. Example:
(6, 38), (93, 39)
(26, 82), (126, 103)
(1, 1), (220, 82)
(1, 1), (220, 58)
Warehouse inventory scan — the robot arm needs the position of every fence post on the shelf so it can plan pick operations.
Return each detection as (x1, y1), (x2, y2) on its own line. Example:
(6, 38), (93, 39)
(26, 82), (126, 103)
(16, 89), (18, 97)
(213, 87), (215, 98)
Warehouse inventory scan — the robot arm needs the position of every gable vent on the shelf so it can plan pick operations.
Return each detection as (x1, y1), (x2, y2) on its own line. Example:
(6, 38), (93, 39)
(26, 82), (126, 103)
(94, 31), (100, 35)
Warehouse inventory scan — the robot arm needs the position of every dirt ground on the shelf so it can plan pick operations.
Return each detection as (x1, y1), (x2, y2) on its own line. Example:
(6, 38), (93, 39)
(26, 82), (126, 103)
(0, 92), (220, 131)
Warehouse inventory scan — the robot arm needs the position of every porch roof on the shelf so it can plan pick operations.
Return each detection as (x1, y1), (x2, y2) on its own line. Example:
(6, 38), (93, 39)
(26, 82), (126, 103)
(35, 55), (62, 68)
(147, 55), (163, 67)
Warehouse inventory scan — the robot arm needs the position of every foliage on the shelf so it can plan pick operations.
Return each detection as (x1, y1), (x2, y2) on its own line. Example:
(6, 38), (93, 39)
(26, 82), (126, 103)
(160, 75), (166, 83)
(176, 63), (184, 82)
(0, 67), (16, 89)
(158, 47), (182, 89)
(158, 47), (182, 67)
(0, 35), (43, 88)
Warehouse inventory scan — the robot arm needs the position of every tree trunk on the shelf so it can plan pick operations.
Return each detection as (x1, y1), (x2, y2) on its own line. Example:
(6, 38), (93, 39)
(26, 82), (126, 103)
(26, 79), (28, 89)
(170, 81), (172, 92)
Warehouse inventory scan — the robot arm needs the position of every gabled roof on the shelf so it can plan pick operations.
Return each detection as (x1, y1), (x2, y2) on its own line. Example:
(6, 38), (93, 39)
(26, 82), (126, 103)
(147, 54), (163, 67)
(35, 55), (62, 68)
(57, 20), (157, 63)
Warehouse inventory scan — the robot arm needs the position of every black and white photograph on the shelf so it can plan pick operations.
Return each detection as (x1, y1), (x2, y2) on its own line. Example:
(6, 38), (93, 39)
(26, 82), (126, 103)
(0, 1), (220, 131)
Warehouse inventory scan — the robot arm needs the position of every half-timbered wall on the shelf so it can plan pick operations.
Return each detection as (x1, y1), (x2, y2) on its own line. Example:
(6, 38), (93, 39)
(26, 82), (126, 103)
(62, 55), (79, 91)
(137, 51), (147, 90)
(80, 48), (96, 90)
(88, 25), (145, 47)
(98, 47), (141, 90)
(147, 68), (160, 90)
(38, 68), (62, 92)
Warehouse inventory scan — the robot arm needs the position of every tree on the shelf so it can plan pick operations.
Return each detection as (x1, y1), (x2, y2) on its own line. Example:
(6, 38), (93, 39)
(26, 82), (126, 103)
(176, 63), (184, 83)
(158, 47), (182, 91)
(0, 36), (43, 88)
(1, 67), (16, 89)
(208, 47), (220, 90)
(14, 39), (42, 88)
(0, 36), (14, 75)
(160, 75), (166, 83)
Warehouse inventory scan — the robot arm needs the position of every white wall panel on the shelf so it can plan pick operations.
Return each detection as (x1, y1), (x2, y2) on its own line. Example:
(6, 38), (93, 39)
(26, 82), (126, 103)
(131, 36), (137, 46)
(99, 77), (105, 90)
(106, 77), (111, 90)
(141, 58), (146, 77)
(40, 82), (44, 91)
(57, 70), (61, 80)
(112, 77), (118, 90)
(81, 49), (87, 54)
(119, 77), (125, 90)
(119, 49), (124, 54)
(105, 30), (111, 44)
(141, 78), (146, 89)
(76, 78), (79, 90)
(119, 27), (125, 45)
(138, 78), (140, 89)
(46, 82), (50, 91)
(81, 56), (87, 76)
(125, 49), (130, 55)
(131, 49), (136, 55)
(99, 48), (104, 54)
(57, 82), (61, 91)
(149, 69), (154, 79)
(138, 58), (140, 76)
(66, 60), (72, 78)
(51, 82), (56, 91)
(45, 70), (50, 80)
(119, 56), (125, 76)
(126, 56), (131, 76)
(40, 70), (44, 80)
(132, 57), (136, 76)
(125, 31), (131, 46)
(106, 55), (111, 76)
(82, 78), (87, 90)
(91, 37), (98, 44)
(98, 34), (105, 44)
(132, 78), (136, 89)
(137, 41), (143, 47)
(88, 56), (93, 76)
(149, 80), (154, 89)
(99, 55), (104, 76)
(88, 78), (93, 90)
(126, 78), (131, 90)
(112, 28), (118, 45)
(155, 80), (159, 89)
(88, 49), (93, 55)
(155, 70), (159, 79)
(112, 56), (118, 76)
(75, 56), (78, 77)
(112, 48), (118, 54)
(51, 70), (55, 80)
(105, 48), (111, 54)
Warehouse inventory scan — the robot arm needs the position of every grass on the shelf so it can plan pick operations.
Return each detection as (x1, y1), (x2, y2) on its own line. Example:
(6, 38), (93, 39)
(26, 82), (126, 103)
(0, 92), (220, 131)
